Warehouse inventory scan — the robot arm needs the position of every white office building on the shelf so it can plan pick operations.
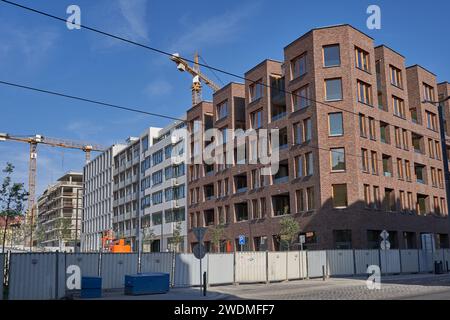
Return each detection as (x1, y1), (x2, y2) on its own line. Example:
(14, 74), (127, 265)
(81, 144), (126, 252)
(109, 121), (188, 252)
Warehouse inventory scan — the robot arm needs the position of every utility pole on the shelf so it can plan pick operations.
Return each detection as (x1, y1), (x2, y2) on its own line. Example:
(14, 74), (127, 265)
(424, 96), (450, 237)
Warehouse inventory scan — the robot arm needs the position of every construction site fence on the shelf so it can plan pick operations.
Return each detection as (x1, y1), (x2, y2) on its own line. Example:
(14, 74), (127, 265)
(2, 248), (450, 299)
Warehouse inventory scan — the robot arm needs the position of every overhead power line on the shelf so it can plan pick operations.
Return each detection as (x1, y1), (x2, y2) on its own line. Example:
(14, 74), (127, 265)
(0, 80), (184, 122)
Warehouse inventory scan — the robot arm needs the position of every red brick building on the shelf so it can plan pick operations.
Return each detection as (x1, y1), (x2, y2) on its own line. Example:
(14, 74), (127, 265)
(186, 24), (449, 252)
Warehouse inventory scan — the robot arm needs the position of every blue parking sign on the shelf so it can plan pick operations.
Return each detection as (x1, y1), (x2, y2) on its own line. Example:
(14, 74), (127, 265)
(238, 235), (246, 245)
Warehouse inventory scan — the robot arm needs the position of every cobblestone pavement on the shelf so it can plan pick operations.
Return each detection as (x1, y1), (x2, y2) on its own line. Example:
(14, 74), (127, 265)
(209, 274), (450, 300)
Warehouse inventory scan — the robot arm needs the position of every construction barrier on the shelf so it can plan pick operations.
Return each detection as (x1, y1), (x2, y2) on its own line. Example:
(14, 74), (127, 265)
(400, 250), (419, 273)
(8, 253), (65, 300)
(326, 250), (354, 276)
(4, 249), (448, 299)
(100, 253), (138, 289)
(354, 250), (379, 275)
(380, 249), (401, 274)
(173, 253), (207, 287)
(0, 254), (4, 300)
(207, 253), (234, 285)
(235, 252), (266, 283)
(307, 250), (327, 278)
(418, 250), (434, 273)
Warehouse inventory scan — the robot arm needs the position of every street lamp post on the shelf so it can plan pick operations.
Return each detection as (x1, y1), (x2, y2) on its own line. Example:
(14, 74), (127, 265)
(424, 96), (450, 240)
(75, 188), (81, 253)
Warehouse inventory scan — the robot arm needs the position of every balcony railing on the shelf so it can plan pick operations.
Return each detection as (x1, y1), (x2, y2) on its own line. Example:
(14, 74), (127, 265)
(271, 112), (287, 122)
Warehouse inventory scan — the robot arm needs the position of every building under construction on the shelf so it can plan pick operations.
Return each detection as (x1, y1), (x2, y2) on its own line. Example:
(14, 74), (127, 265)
(36, 172), (83, 249)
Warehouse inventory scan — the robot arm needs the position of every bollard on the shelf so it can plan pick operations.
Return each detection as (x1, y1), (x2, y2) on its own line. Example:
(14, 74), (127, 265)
(322, 265), (326, 281)
(203, 271), (207, 296)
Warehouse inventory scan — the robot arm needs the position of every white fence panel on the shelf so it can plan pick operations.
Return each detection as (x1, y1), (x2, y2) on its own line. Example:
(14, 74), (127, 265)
(0, 254), (4, 300)
(207, 254), (234, 285)
(9, 253), (58, 300)
(419, 250), (433, 273)
(65, 253), (100, 277)
(307, 251), (326, 278)
(400, 250), (419, 273)
(326, 250), (354, 276)
(354, 250), (379, 274)
(286, 251), (306, 280)
(380, 250), (401, 274)
(100, 253), (138, 289)
(268, 252), (287, 282)
(235, 252), (266, 283)
(141, 252), (173, 276)
(174, 253), (207, 287)
(444, 249), (450, 271)
(433, 249), (445, 263)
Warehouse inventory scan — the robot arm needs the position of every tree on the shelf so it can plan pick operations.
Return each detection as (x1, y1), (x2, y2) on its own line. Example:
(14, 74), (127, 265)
(210, 224), (225, 253)
(0, 163), (28, 253)
(170, 221), (184, 252)
(279, 216), (300, 251)
(142, 227), (155, 252)
(55, 217), (73, 250)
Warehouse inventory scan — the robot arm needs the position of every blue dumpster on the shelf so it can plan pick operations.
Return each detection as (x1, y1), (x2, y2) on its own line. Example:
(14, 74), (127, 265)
(125, 272), (170, 295)
(81, 277), (102, 299)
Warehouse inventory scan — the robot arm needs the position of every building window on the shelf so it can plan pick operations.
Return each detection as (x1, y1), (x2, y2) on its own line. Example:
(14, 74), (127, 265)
(359, 113), (367, 137)
(325, 78), (342, 101)
(405, 160), (411, 181)
(361, 148), (369, 172)
(368, 117), (376, 140)
(382, 154), (392, 177)
(217, 100), (228, 120)
(414, 163), (426, 184)
(152, 149), (163, 165)
(371, 151), (378, 175)
(323, 44), (340, 67)
(364, 184), (371, 208)
(355, 47), (370, 72)
(249, 80), (263, 102)
(397, 158), (404, 180)
(357, 80), (372, 105)
(251, 109), (262, 129)
(328, 112), (343, 136)
(380, 122), (390, 144)
(305, 152), (313, 176)
(423, 83), (435, 102)
(330, 148), (345, 171)
(293, 122), (302, 144)
(295, 155), (304, 178)
(137, 138), (148, 157)
(373, 186), (380, 209)
(417, 194), (428, 215)
(293, 85), (310, 111)
(426, 111), (438, 131)
(384, 188), (396, 211)
(390, 65), (403, 88)
(306, 187), (315, 210)
(296, 189), (305, 212)
(303, 118), (312, 142)
(292, 53), (307, 79)
(333, 230), (352, 249)
(392, 96), (405, 118)
(332, 184), (348, 208)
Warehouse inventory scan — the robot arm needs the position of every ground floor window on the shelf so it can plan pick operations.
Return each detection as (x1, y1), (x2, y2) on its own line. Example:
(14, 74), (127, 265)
(333, 230), (352, 249)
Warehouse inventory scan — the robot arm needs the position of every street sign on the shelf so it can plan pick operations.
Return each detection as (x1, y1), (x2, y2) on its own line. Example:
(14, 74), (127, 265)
(193, 243), (206, 260)
(380, 230), (389, 240)
(193, 227), (207, 242)
(238, 235), (246, 245)
(380, 240), (390, 250)
(299, 235), (306, 244)
(380, 230), (390, 250)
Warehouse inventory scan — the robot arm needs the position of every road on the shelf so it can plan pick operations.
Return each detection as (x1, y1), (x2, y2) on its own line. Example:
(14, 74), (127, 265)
(209, 273), (450, 300)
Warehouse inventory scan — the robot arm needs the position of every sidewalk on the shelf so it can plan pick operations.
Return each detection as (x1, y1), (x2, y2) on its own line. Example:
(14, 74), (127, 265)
(78, 287), (232, 300)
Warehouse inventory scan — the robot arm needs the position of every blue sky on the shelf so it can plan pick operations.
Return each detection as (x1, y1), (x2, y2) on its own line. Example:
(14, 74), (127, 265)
(0, 0), (449, 196)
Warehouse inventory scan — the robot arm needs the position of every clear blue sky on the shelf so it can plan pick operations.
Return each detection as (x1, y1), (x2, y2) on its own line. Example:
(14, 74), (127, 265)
(0, 0), (449, 196)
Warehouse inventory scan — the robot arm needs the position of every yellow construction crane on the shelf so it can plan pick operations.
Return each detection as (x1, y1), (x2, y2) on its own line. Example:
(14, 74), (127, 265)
(0, 133), (105, 249)
(170, 52), (221, 105)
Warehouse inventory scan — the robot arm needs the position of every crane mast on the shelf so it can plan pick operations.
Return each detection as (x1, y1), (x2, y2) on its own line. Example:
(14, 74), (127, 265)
(0, 133), (105, 250)
(170, 52), (221, 105)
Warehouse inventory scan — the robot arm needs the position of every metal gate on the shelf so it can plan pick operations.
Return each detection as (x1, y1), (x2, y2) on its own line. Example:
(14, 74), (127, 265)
(307, 251), (326, 278)
(207, 253), (234, 285)
(354, 250), (379, 275)
(326, 250), (354, 276)
(235, 252), (266, 283)
(100, 253), (138, 289)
